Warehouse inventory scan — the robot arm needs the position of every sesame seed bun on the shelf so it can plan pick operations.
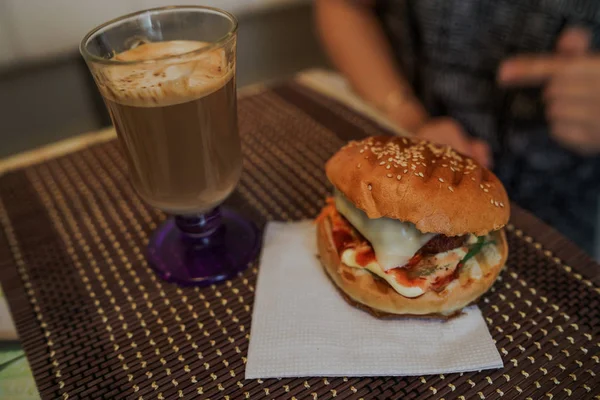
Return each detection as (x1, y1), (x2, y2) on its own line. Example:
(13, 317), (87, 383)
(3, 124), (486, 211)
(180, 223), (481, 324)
(325, 136), (510, 236)
(316, 216), (508, 317)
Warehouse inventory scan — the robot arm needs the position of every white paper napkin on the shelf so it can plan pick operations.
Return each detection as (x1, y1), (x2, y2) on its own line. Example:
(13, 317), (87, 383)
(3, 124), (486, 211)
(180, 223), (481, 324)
(246, 221), (503, 379)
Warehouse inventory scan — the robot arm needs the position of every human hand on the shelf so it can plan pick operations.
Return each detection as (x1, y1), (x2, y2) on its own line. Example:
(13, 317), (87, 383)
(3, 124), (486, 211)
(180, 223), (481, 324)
(499, 27), (600, 155)
(383, 92), (429, 134)
(416, 117), (493, 168)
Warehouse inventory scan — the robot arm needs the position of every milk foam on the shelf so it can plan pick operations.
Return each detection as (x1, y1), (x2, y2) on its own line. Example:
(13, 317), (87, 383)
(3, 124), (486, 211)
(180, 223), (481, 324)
(95, 41), (233, 107)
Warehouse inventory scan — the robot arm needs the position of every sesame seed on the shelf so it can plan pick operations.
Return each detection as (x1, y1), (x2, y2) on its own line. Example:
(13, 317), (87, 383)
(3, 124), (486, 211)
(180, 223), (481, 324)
(386, 165), (391, 170)
(438, 178), (444, 183)
(359, 149), (364, 154)
(442, 164), (448, 167)
(411, 165), (416, 170)
(500, 202), (505, 208)
(471, 177), (476, 181)
(388, 157), (393, 162)
(418, 172), (425, 178)
(357, 163), (361, 169)
(368, 184), (372, 191)
(379, 161), (386, 166)
(397, 175), (402, 180)
(448, 186), (454, 192)
(483, 188), (489, 193)
(387, 173), (393, 178)
(490, 199), (494, 204)
(364, 156), (369, 159)
(480, 184), (484, 189)
(404, 169), (408, 174)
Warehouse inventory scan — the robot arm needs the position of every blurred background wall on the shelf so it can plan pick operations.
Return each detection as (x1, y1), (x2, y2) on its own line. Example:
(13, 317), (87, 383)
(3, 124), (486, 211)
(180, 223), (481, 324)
(0, 0), (328, 158)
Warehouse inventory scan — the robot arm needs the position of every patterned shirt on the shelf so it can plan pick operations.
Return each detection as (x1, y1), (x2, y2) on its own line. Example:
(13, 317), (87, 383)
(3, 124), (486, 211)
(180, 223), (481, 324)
(375, 0), (600, 255)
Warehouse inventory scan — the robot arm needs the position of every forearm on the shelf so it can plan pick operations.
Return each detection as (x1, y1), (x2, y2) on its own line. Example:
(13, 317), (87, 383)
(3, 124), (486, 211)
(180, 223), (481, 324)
(315, 0), (428, 131)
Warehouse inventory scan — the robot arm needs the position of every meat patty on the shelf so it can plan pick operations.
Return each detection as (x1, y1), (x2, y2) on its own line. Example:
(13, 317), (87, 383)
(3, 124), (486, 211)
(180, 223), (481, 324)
(418, 234), (467, 255)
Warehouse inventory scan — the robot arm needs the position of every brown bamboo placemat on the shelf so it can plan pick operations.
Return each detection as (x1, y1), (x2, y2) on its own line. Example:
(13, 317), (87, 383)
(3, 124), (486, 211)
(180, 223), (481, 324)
(0, 81), (598, 400)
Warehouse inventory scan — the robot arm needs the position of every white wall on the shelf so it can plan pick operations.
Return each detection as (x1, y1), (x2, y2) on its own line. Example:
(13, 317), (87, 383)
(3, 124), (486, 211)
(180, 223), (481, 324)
(0, 0), (308, 67)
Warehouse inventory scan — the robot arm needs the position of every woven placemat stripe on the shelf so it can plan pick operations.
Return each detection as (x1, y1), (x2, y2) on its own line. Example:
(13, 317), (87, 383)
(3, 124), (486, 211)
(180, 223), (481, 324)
(29, 161), (142, 398)
(272, 85), (375, 144)
(274, 81), (400, 141)
(246, 91), (346, 176)
(66, 148), (257, 399)
(0, 169), (78, 398)
(239, 94), (340, 210)
(508, 207), (600, 286)
(38, 152), (213, 396)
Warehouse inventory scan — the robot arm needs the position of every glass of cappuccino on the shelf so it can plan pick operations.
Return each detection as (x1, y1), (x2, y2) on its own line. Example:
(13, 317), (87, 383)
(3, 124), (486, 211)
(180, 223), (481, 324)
(80, 6), (260, 286)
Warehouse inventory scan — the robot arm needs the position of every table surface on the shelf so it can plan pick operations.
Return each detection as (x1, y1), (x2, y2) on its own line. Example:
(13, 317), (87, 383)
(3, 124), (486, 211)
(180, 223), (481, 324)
(0, 70), (598, 400)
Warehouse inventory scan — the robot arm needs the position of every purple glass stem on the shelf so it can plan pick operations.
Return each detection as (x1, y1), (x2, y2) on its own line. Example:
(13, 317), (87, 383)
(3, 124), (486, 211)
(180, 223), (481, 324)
(147, 207), (260, 287)
(175, 209), (222, 238)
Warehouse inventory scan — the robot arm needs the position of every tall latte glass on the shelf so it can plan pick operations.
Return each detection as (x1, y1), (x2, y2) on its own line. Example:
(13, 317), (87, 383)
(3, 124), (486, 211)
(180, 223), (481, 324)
(80, 6), (259, 286)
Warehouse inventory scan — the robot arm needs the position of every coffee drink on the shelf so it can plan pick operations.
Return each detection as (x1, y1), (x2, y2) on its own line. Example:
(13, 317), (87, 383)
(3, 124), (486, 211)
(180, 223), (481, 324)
(95, 41), (240, 215)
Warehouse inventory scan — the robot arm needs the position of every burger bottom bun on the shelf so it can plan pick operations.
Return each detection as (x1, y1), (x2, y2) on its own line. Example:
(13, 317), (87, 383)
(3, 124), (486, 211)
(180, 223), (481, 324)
(316, 217), (508, 319)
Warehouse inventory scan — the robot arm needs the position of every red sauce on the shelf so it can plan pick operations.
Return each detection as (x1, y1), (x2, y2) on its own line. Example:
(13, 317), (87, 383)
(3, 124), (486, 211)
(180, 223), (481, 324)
(332, 228), (354, 252)
(317, 197), (367, 257)
(355, 245), (376, 266)
(404, 254), (422, 269)
(431, 273), (456, 292)
(386, 268), (426, 289)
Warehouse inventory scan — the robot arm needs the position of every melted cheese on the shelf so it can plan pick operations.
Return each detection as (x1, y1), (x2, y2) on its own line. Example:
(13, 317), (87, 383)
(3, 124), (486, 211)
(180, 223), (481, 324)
(334, 190), (435, 270)
(343, 245), (484, 298)
(341, 249), (425, 297)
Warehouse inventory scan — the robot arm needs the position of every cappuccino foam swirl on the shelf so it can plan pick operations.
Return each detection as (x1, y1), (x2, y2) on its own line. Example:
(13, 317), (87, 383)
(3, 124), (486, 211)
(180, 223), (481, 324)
(95, 41), (233, 107)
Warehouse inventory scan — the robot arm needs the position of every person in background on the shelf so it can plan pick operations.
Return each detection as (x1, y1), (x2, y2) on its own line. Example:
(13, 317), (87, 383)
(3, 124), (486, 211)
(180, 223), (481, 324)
(316, 0), (600, 257)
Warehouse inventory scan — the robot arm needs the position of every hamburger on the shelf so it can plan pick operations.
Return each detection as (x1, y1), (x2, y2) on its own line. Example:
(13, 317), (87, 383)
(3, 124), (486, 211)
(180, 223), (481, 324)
(316, 136), (509, 318)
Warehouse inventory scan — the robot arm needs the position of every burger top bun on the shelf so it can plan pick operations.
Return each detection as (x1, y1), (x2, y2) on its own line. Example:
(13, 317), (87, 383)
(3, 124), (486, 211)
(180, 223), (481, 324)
(325, 136), (510, 237)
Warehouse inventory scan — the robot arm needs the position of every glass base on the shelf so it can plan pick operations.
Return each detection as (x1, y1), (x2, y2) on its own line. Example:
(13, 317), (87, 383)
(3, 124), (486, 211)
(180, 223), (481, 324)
(147, 208), (260, 286)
